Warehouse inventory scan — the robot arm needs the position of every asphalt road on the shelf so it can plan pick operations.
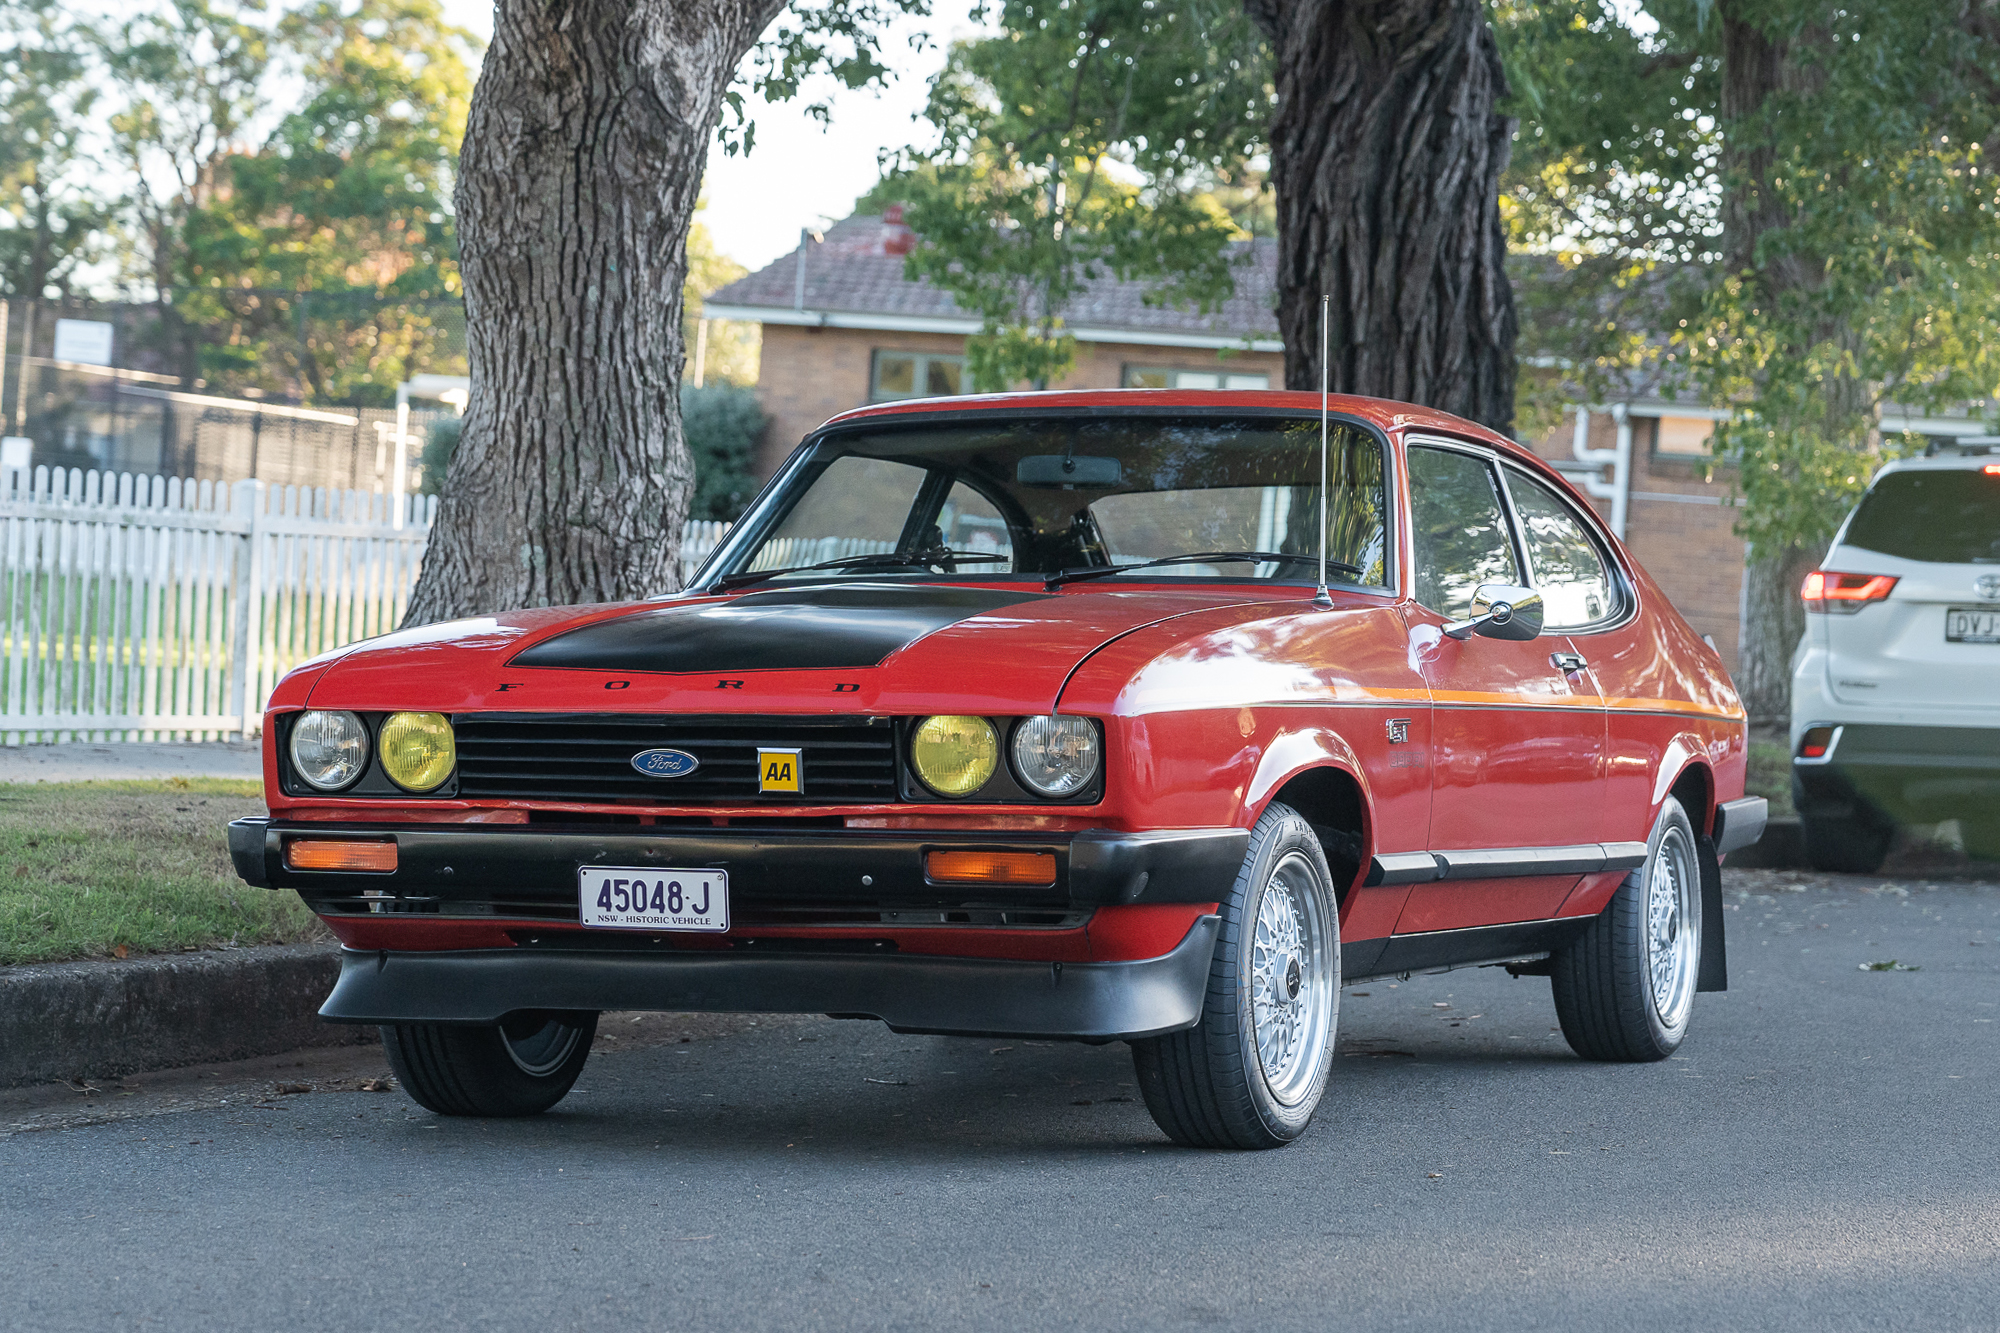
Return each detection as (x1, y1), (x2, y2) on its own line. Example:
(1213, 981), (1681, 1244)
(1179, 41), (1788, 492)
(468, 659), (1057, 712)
(4, 866), (1996, 1333)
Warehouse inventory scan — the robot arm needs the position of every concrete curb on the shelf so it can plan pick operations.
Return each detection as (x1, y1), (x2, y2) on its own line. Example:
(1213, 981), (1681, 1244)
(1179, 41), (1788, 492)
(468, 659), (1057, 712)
(0, 943), (373, 1089)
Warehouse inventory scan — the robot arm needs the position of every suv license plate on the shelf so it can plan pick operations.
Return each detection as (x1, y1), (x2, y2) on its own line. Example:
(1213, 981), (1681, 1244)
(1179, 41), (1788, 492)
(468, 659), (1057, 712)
(1946, 608), (2000, 644)
(579, 867), (729, 932)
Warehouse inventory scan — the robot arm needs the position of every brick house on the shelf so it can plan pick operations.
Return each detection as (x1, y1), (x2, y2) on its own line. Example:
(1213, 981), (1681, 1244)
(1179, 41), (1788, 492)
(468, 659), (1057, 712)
(707, 212), (1994, 676)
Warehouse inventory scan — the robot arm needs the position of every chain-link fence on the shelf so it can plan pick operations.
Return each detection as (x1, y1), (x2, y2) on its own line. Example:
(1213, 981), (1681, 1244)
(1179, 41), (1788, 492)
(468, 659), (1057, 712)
(0, 294), (465, 494)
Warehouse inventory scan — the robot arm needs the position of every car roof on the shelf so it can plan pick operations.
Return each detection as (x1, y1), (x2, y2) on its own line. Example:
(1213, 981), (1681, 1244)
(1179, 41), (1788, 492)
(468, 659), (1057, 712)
(820, 388), (1523, 453)
(1874, 450), (2000, 480)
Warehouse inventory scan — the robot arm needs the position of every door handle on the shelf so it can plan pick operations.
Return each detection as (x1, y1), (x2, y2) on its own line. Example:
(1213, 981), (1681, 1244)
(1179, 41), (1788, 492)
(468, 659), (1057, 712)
(1551, 651), (1587, 673)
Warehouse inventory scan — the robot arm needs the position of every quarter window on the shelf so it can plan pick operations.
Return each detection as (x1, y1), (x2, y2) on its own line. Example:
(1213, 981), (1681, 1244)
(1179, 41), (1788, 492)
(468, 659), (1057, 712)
(1408, 447), (1521, 619)
(1503, 467), (1619, 628)
(871, 351), (966, 402)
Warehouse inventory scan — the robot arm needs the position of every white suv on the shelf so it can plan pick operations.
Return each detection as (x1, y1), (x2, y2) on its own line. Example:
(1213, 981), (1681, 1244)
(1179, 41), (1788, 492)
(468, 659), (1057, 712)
(1791, 447), (2000, 872)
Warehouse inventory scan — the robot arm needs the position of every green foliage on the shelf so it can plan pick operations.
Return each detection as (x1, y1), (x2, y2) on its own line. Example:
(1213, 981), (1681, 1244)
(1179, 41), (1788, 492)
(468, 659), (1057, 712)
(724, 0), (937, 156)
(681, 383), (767, 521)
(1690, 3), (2000, 557)
(418, 414), (460, 496)
(159, 0), (477, 404)
(1497, 0), (2000, 560)
(883, 0), (1272, 390)
(1495, 0), (1722, 438)
(0, 1), (107, 299)
(102, 0), (272, 295)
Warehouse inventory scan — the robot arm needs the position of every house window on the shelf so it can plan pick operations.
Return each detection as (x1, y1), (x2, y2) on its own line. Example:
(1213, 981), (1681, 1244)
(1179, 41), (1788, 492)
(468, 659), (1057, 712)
(1123, 366), (1271, 390)
(1651, 415), (1715, 458)
(871, 351), (966, 402)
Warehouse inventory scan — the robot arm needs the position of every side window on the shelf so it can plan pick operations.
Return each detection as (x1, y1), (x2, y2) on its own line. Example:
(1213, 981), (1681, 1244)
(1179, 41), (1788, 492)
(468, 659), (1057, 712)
(936, 480), (1014, 570)
(747, 455), (927, 571)
(1503, 468), (1619, 629)
(1408, 446), (1521, 619)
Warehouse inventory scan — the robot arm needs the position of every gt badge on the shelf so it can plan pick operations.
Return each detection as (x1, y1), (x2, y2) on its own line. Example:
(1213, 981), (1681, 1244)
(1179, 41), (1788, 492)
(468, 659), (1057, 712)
(1385, 718), (1411, 744)
(758, 748), (802, 793)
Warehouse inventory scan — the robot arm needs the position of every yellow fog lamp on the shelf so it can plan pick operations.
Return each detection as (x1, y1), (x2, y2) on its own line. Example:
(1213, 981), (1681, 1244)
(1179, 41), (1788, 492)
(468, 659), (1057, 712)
(378, 712), (457, 792)
(909, 715), (999, 798)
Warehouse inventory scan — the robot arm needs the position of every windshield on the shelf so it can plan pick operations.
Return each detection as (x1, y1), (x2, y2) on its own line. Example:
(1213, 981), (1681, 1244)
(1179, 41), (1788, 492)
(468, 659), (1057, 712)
(1843, 469), (2000, 564)
(704, 415), (1391, 589)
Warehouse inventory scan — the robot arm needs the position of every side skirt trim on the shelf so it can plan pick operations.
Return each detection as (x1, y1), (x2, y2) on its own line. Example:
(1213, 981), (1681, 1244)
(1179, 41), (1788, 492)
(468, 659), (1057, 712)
(1365, 842), (1648, 886)
(1345, 917), (1594, 983)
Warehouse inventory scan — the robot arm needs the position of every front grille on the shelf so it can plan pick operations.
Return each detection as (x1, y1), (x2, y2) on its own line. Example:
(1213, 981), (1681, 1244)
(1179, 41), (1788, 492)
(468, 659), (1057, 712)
(451, 713), (900, 804)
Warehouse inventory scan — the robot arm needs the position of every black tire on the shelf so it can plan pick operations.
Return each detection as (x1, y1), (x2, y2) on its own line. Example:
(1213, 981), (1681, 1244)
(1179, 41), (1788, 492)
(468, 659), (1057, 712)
(381, 1011), (598, 1117)
(1131, 802), (1340, 1150)
(1551, 798), (1702, 1063)
(1802, 815), (1893, 874)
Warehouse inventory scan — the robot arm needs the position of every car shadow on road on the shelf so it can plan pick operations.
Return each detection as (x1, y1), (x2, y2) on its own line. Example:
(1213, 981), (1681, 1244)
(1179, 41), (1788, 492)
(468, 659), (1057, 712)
(378, 1023), (1593, 1163)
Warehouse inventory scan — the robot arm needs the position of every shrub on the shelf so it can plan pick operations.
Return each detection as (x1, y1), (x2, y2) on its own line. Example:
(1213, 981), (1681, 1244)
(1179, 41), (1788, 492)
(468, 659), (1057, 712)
(682, 383), (766, 521)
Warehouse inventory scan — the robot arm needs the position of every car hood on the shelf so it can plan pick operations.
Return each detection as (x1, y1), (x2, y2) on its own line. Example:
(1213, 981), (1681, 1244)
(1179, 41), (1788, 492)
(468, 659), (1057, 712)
(303, 582), (1295, 715)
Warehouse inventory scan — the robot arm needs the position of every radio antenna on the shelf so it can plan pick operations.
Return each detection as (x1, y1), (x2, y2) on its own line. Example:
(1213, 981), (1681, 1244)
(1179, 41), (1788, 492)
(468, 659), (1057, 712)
(1314, 293), (1332, 609)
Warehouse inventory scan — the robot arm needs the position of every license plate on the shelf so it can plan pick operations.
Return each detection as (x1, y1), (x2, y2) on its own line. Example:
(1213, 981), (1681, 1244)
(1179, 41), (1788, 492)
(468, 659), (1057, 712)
(1946, 607), (2000, 644)
(579, 867), (729, 932)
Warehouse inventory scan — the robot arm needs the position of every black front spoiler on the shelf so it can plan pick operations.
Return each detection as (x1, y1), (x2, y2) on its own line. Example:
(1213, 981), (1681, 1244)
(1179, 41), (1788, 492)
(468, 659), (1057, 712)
(319, 914), (1222, 1042)
(228, 817), (1246, 911)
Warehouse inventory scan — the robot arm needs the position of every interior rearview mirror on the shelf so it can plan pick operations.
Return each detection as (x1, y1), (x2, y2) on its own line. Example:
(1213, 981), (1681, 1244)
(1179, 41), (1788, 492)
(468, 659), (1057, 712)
(1444, 583), (1544, 642)
(1016, 454), (1122, 488)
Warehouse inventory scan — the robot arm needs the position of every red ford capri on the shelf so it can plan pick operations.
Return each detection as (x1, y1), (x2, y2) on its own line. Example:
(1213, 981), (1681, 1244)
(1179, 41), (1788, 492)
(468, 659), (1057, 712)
(229, 390), (1765, 1149)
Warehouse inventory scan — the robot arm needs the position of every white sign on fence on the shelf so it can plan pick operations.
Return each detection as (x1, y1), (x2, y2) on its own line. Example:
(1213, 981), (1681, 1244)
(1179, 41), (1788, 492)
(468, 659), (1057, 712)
(52, 319), (115, 367)
(0, 465), (731, 742)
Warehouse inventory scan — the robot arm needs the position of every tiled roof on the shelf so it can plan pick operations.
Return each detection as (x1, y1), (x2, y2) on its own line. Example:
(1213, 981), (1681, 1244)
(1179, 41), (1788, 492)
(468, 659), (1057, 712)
(707, 213), (1280, 344)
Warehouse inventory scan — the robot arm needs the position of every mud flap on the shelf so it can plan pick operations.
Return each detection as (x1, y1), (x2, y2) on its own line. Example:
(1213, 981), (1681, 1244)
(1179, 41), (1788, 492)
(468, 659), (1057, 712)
(1696, 832), (1728, 992)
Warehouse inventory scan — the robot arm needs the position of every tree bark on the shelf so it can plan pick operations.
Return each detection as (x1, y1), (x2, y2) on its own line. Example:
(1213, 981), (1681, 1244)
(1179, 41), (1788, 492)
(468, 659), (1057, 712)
(404, 0), (784, 626)
(1718, 4), (1847, 724)
(1247, 0), (1517, 434)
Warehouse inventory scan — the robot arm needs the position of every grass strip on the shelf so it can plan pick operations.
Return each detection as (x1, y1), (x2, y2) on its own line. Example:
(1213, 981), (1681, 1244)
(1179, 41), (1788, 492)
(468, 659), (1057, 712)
(0, 779), (326, 966)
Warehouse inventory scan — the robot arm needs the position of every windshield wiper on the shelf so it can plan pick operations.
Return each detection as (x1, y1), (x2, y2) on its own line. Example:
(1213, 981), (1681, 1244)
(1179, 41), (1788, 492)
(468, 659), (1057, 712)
(1043, 551), (1363, 591)
(713, 550), (1001, 591)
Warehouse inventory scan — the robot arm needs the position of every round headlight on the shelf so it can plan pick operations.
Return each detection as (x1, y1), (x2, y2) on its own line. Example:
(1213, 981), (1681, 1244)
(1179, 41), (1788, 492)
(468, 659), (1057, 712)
(378, 712), (456, 792)
(910, 715), (999, 798)
(289, 710), (369, 791)
(1011, 714), (1101, 798)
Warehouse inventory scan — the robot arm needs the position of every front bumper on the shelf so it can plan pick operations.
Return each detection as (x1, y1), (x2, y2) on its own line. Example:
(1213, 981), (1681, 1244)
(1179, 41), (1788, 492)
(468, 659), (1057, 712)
(317, 914), (1221, 1041)
(1792, 724), (2000, 825)
(227, 817), (1248, 913)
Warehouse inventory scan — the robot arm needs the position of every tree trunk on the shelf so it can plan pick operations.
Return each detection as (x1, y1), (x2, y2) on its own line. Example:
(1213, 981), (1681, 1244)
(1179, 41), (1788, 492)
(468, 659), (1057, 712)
(1717, 4), (1841, 724)
(404, 0), (784, 626)
(1247, 0), (1517, 434)
(1738, 543), (1819, 725)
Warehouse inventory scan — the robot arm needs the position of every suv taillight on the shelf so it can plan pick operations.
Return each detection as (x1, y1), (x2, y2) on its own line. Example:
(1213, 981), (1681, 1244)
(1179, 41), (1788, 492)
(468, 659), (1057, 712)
(1801, 570), (1898, 614)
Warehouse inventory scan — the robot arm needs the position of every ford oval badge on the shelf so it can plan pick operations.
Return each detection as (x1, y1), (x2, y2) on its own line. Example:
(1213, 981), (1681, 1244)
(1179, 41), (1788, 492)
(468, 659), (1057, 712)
(630, 747), (700, 778)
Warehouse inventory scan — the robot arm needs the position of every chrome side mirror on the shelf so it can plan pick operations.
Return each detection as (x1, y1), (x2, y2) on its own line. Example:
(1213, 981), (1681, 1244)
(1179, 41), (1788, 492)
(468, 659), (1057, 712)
(1442, 583), (1544, 642)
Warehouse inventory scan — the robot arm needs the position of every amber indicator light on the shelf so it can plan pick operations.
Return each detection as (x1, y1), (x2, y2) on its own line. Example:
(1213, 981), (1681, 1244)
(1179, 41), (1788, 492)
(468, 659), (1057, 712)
(284, 839), (398, 872)
(925, 850), (1057, 886)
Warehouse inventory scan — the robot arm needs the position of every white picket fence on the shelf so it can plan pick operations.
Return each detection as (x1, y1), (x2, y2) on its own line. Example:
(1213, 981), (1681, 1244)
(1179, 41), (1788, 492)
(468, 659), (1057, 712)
(0, 466), (731, 742)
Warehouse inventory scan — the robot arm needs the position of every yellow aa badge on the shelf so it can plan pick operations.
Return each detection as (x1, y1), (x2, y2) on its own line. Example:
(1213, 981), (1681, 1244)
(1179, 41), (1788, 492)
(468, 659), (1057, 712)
(757, 747), (802, 794)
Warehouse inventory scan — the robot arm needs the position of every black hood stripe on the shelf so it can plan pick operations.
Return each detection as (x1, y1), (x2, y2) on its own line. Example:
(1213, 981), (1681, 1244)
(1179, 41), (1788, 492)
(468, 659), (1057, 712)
(509, 584), (1050, 674)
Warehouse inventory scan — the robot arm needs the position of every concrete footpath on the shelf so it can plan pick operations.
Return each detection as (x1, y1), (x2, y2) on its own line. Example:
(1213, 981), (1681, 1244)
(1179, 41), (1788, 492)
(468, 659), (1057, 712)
(0, 739), (262, 783)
